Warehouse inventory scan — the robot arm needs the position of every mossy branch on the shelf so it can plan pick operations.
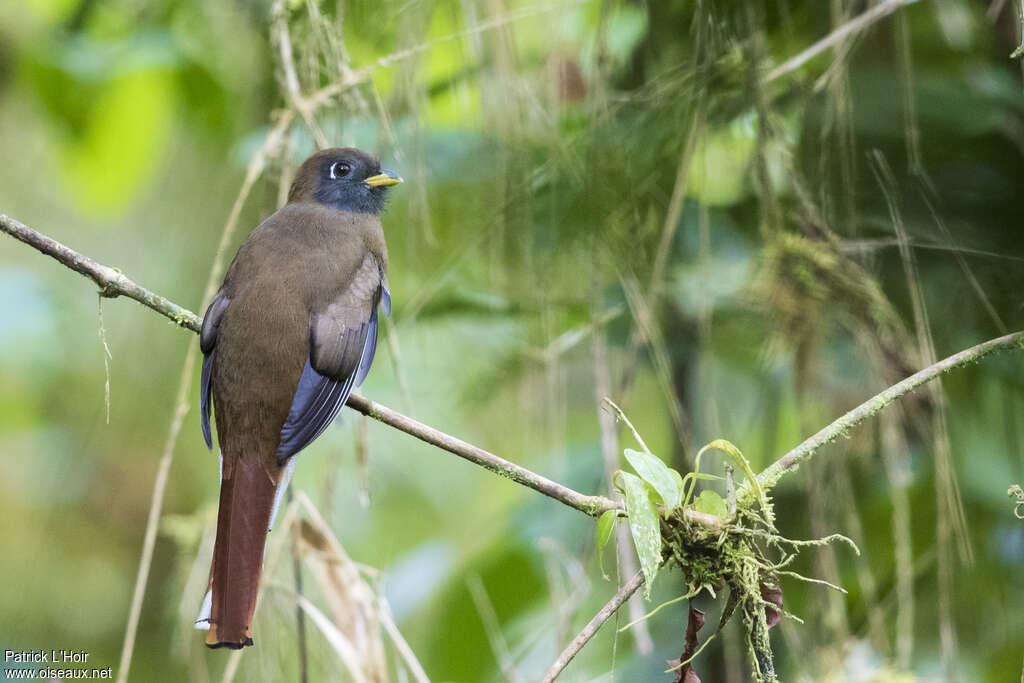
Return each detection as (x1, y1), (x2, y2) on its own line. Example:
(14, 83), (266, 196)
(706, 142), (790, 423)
(1, 213), (199, 330)
(751, 330), (1024, 498)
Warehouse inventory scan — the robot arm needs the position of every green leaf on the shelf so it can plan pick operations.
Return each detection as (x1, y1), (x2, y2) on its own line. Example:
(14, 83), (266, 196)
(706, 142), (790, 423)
(689, 112), (759, 206)
(681, 471), (724, 508)
(670, 467), (684, 491)
(696, 438), (773, 525)
(624, 448), (683, 514)
(682, 472), (724, 489)
(596, 509), (618, 581)
(702, 438), (743, 463)
(670, 468), (685, 511)
(597, 510), (617, 550)
(694, 490), (728, 518)
(620, 471), (662, 597)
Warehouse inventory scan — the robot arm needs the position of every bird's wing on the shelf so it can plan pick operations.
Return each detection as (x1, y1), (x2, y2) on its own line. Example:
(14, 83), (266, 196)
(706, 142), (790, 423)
(199, 292), (231, 450)
(276, 256), (388, 463)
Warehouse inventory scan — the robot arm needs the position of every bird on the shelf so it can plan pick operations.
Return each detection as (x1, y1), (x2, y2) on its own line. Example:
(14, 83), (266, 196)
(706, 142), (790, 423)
(194, 147), (402, 649)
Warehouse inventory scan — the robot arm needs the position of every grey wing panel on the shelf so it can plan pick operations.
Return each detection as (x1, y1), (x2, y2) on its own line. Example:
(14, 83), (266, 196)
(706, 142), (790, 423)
(276, 257), (388, 462)
(310, 314), (369, 380)
(381, 281), (391, 317)
(354, 305), (378, 387)
(201, 353), (214, 450)
(275, 360), (358, 463)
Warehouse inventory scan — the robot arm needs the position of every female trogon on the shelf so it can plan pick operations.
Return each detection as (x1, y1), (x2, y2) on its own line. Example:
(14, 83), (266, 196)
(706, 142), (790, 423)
(195, 148), (401, 649)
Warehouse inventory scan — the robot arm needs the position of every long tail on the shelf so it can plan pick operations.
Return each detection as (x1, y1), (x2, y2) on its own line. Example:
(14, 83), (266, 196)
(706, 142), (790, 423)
(200, 456), (277, 649)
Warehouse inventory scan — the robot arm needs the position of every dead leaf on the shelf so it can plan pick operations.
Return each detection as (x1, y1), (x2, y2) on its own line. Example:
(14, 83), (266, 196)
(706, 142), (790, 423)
(760, 582), (783, 629)
(667, 606), (705, 682)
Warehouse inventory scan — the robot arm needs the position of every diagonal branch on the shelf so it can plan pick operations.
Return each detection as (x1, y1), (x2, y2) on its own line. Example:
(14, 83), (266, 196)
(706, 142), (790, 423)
(1, 213), (200, 332)
(0, 212), (633, 520)
(343, 392), (616, 517)
(752, 329), (1024, 496)
(540, 570), (645, 683)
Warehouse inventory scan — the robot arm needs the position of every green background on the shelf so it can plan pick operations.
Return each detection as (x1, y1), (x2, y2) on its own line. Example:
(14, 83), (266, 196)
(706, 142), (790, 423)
(1, 0), (1023, 680)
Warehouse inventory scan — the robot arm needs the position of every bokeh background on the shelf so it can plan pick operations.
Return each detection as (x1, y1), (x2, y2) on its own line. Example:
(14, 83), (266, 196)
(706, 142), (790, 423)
(1, 0), (1023, 680)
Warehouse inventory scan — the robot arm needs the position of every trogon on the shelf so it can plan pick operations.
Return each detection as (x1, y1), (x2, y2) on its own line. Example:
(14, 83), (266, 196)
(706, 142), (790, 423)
(195, 147), (401, 649)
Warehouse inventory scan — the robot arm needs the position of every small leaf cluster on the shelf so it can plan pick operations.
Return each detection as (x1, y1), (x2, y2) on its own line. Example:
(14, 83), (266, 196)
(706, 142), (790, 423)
(599, 437), (765, 596)
(595, 407), (854, 682)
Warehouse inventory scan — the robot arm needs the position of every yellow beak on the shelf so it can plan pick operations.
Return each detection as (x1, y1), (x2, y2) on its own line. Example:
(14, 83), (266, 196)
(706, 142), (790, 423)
(364, 170), (403, 187)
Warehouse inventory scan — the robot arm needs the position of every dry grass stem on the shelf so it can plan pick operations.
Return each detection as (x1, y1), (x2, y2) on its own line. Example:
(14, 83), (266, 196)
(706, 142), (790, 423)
(592, 322), (654, 655)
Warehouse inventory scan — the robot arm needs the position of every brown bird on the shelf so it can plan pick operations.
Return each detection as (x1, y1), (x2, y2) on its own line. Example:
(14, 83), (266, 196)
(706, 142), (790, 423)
(195, 148), (401, 649)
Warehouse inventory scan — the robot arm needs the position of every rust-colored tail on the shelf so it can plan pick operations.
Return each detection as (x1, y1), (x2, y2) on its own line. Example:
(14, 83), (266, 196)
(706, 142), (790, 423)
(203, 456), (277, 649)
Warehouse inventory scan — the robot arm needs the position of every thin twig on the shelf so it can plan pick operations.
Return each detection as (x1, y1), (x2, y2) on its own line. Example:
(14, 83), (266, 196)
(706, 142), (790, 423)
(304, 0), (594, 110)
(650, 107), (703, 301)
(988, 0), (1009, 22)
(874, 150), (964, 678)
(115, 353), (195, 683)
(467, 574), (523, 682)
(379, 599), (432, 683)
(1012, 0), (1024, 58)
(920, 189), (1007, 335)
(97, 295), (112, 424)
(618, 273), (693, 456)
(601, 398), (652, 456)
(539, 571), (645, 683)
(344, 391), (617, 517)
(384, 318), (414, 415)
(275, 585), (371, 683)
(288, 486), (310, 683)
(272, 0), (329, 148)
(766, 0), (916, 83)
(879, 407), (914, 668)
(1, 213), (199, 331)
(615, 22), (706, 405)
(592, 321), (654, 655)
(355, 413), (371, 508)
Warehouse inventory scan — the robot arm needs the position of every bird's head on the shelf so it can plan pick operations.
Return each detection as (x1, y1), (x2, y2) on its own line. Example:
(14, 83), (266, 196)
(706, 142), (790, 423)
(288, 147), (402, 214)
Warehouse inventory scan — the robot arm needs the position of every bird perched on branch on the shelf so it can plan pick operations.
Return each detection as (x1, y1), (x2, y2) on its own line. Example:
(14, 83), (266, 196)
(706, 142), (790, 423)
(194, 148), (401, 649)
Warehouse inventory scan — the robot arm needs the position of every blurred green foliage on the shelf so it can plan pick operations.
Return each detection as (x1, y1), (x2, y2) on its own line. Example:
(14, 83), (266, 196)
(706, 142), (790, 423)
(2, 0), (1024, 681)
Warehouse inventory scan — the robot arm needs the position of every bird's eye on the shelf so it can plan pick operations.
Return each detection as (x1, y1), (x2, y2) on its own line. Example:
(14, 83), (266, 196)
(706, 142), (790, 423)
(330, 162), (352, 179)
